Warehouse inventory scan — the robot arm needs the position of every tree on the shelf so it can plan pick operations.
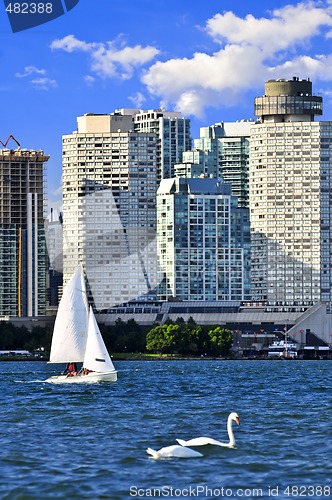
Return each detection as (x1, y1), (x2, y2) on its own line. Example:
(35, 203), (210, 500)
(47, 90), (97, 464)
(0, 321), (15, 349)
(178, 320), (202, 355)
(145, 320), (232, 357)
(207, 326), (232, 356)
(146, 324), (181, 354)
(146, 325), (168, 353)
(24, 326), (52, 352)
(0, 321), (52, 354)
(100, 319), (146, 353)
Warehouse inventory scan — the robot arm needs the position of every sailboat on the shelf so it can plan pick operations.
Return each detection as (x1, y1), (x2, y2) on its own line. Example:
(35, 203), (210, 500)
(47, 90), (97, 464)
(45, 266), (117, 383)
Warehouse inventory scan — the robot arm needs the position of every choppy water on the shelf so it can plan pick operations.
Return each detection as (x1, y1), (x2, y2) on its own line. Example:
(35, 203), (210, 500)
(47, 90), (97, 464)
(0, 360), (331, 499)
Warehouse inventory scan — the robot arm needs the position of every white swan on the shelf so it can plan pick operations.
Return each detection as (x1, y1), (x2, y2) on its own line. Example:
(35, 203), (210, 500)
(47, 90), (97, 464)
(146, 445), (203, 459)
(176, 412), (240, 448)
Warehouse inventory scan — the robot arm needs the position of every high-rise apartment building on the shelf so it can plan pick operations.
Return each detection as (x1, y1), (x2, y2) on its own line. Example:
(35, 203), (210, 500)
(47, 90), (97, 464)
(249, 77), (331, 311)
(174, 122), (252, 300)
(45, 208), (63, 306)
(46, 208), (63, 273)
(62, 113), (162, 310)
(156, 177), (245, 301)
(0, 147), (49, 316)
(116, 108), (192, 180)
(175, 122), (251, 205)
(174, 148), (219, 179)
(195, 122), (252, 208)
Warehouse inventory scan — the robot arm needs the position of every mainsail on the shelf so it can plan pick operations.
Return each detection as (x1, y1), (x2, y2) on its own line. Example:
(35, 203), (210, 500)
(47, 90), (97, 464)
(83, 306), (116, 373)
(48, 266), (89, 363)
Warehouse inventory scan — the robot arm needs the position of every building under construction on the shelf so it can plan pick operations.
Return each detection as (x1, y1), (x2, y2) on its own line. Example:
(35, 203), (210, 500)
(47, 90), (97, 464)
(0, 140), (49, 316)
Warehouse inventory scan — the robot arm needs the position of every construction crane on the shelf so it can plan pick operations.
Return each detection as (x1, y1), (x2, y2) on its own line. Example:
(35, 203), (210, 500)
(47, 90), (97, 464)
(0, 135), (21, 149)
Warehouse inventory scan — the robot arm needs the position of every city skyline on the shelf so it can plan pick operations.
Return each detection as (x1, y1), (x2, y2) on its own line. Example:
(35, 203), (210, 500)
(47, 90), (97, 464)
(2, 0), (332, 210)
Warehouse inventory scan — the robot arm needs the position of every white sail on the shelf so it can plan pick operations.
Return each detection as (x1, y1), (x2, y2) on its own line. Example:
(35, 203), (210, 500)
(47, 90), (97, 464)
(83, 306), (116, 373)
(48, 266), (89, 364)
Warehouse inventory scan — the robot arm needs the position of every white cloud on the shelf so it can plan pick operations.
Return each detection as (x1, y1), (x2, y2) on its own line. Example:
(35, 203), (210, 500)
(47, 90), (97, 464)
(141, 1), (332, 117)
(91, 43), (160, 79)
(15, 65), (57, 90)
(206, 4), (332, 53)
(50, 34), (96, 52)
(15, 65), (46, 78)
(84, 75), (96, 85)
(270, 53), (332, 81)
(128, 91), (146, 108)
(142, 44), (264, 117)
(31, 77), (57, 90)
(51, 35), (160, 80)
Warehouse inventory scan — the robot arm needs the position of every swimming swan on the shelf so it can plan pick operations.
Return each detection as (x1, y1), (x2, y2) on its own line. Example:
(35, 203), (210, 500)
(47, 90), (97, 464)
(146, 445), (203, 459)
(176, 412), (240, 448)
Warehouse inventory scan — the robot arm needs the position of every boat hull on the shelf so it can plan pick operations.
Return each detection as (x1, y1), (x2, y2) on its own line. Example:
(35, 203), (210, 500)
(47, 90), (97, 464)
(45, 371), (117, 384)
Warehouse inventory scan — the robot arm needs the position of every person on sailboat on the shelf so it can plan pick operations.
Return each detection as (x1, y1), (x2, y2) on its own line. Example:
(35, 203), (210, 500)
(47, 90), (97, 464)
(63, 362), (78, 376)
(81, 367), (92, 376)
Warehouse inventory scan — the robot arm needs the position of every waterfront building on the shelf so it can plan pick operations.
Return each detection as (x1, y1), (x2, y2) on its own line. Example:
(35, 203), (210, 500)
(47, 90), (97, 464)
(45, 208), (63, 306)
(249, 76), (332, 312)
(156, 177), (245, 301)
(62, 113), (161, 310)
(174, 122), (252, 300)
(116, 108), (192, 180)
(195, 121), (252, 208)
(45, 208), (63, 273)
(0, 146), (49, 316)
(175, 122), (251, 207)
(174, 148), (219, 179)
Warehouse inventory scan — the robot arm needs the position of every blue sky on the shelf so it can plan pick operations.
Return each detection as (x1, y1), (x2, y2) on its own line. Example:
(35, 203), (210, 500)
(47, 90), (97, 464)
(2, 0), (332, 210)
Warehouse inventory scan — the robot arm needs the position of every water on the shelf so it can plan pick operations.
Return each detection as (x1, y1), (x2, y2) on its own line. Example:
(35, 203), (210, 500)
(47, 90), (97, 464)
(0, 360), (331, 499)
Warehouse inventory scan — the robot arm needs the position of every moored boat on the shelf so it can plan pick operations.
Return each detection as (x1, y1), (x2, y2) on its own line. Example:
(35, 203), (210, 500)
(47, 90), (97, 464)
(268, 339), (298, 359)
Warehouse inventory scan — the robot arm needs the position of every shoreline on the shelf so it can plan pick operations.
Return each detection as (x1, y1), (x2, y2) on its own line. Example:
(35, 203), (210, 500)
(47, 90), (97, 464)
(0, 355), (331, 362)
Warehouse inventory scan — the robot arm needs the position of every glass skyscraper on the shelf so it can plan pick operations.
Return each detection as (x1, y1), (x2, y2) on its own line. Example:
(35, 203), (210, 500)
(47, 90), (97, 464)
(195, 122), (252, 208)
(156, 177), (245, 301)
(174, 121), (252, 300)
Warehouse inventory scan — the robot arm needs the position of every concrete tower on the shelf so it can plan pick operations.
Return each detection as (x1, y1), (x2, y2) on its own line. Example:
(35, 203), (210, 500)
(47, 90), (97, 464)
(249, 77), (331, 312)
(62, 113), (162, 310)
(0, 145), (49, 316)
(116, 108), (192, 181)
